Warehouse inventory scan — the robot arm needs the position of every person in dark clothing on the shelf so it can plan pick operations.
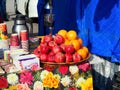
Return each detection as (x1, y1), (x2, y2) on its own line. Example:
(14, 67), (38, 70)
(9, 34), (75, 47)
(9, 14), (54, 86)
(0, 0), (7, 22)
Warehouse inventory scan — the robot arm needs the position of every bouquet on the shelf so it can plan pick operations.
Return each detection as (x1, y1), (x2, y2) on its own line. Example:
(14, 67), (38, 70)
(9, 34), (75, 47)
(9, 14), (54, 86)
(1, 62), (93, 90)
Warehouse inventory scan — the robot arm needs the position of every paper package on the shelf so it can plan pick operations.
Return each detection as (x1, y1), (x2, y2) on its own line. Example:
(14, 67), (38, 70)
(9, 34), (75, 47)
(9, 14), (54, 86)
(11, 54), (40, 71)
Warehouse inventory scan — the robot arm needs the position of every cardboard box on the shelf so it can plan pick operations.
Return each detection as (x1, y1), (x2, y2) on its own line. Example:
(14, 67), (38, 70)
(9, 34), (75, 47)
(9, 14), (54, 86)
(12, 54), (40, 71)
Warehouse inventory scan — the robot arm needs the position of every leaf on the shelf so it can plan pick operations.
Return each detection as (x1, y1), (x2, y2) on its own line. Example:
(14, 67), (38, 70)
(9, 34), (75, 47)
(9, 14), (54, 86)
(33, 71), (41, 81)
(64, 87), (69, 90)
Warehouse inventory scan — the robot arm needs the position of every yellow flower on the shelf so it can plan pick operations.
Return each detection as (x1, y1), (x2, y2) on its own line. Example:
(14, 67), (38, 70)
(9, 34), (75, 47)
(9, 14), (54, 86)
(80, 82), (86, 90)
(42, 72), (60, 88)
(85, 77), (93, 90)
(2, 89), (9, 90)
(40, 70), (49, 80)
(75, 77), (85, 88)
(54, 74), (61, 80)
(9, 85), (17, 90)
(52, 77), (59, 88)
(81, 77), (93, 90)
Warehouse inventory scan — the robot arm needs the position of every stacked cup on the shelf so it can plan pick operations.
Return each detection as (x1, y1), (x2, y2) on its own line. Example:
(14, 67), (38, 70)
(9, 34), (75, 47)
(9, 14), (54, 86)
(10, 34), (20, 50)
(20, 30), (29, 52)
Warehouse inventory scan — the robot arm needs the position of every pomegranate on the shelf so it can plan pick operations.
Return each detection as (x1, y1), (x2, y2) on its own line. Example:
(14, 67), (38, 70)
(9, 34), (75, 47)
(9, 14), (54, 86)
(33, 48), (39, 55)
(73, 53), (81, 62)
(40, 53), (47, 62)
(35, 53), (40, 59)
(40, 45), (49, 54)
(40, 42), (47, 47)
(47, 55), (55, 62)
(49, 51), (55, 56)
(33, 48), (40, 58)
(55, 52), (65, 63)
(60, 44), (66, 52)
(43, 34), (53, 43)
(52, 46), (62, 54)
(65, 45), (75, 54)
(48, 41), (57, 50)
(54, 34), (65, 45)
(65, 54), (73, 63)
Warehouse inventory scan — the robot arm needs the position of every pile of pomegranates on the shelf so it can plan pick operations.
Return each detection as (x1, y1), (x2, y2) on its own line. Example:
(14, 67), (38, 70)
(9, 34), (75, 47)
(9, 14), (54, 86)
(33, 34), (83, 63)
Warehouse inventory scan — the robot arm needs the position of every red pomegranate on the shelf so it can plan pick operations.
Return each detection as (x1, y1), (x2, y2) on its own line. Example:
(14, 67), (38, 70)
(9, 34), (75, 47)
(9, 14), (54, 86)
(40, 45), (49, 54)
(43, 34), (53, 43)
(52, 46), (62, 54)
(48, 41), (57, 50)
(65, 54), (73, 63)
(47, 55), (55, 62)
(55, 52), (65, 63)
(40, 53), (47, 62)
(60, 44), (66, 52)
(65, 45), (75, 54)
(54, 34), (65, 45)
(73, 53), (81, 62)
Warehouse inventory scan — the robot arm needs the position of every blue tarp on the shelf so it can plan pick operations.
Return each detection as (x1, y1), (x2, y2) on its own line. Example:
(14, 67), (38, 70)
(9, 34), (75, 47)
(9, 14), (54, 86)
(37, 0), (120, 62)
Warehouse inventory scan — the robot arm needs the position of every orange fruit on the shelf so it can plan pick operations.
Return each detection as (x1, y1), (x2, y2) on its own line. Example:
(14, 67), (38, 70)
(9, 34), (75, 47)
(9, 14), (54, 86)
(82, 46), (89, 54)
(67, 30), (77, 40)
(70, 39), (81, 51)
(77, 48), (88, 59)
(41, 36), (44, 42)
(77, 38), (83, 46)
(64, 39), (70, 45)
(58, 29), (67, 39)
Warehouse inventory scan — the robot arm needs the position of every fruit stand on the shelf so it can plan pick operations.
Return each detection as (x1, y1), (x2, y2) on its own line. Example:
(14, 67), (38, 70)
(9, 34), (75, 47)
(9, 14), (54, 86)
(0, 28), (93, 90)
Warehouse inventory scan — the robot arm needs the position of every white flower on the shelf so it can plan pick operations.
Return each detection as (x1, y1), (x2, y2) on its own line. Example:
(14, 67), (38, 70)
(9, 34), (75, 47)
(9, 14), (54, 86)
(40, 70), (49, 80)
(7, 73), (19, 85)
(75, 77), (86, 88)
(54, 74), (61, 80)
(61, 75), (71, 87)
(69, 65), (79, 75)
(33, 81), (43, 90)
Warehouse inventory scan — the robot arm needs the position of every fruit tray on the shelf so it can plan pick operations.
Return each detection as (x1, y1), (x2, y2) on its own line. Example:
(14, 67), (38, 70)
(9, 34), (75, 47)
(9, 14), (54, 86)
(40, 53), (91, 65)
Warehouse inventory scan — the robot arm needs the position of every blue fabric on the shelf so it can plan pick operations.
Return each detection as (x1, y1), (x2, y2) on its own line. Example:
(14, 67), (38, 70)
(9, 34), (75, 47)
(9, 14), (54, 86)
(76, 0), (120, 62)
(37, 0), (120, 62)
(111, 39), (120, 62)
